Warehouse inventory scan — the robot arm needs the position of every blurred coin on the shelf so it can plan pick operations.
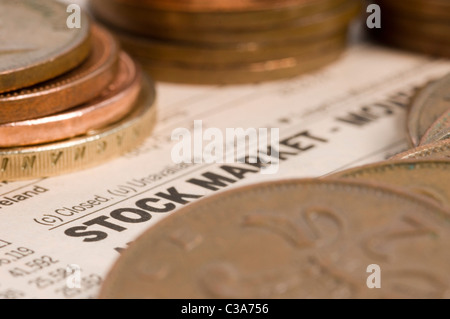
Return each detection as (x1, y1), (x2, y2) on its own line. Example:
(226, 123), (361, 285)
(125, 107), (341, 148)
(379, 16), (450, 45)
(0, 53), (141, 147)
(137, 44), (344, 85)
(391, 139), (450, 161)
(0, 0), (91, 93)
(374, 29), (450, 58)
(0, 25), (119, 125)
(0, 76), (157, 181)
(328, 159), (450, 208)
(371, 0), (450, 57)
(420, 110), (450, 146)
(114, 0), (345, 12)
(117, 32), (346, 65)
(375, 0), (450, 21)
(107, 0), (359, 46)
(91, 0), (349, 32)
(408, 75), (450, 146)
(99, 179), (450, 299)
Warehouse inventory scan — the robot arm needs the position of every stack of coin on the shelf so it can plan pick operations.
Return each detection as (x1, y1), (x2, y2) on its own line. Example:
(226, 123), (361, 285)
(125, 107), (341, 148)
(0, 0), (157, 181)
(371, 0), (450, 57)
(89, 0), (361, 84)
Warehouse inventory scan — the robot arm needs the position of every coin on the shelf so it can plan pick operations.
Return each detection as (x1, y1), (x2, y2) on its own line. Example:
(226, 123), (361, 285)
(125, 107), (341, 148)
(420, 110), (450, 146)
(136, 41), (344, 85)
(371, 0), (450, 57)
(0, 25), (119, 125)
(117, 32), (347, 66)
(99, 179), (450, 299)
(378, 15), (450, 45)
(114, 0), (345, 12)
(109, 1), (358, 46)
(91, 0), (349, 32)
(374, 29), (450, 58)
(0, 52), (141, 147)
(391, 139), (450, 161)
(0, 76), (157, 181)
(407, 74), (450, 147)
(0, 0), (91, 93)
(375, 0), (450, 21)
(327, 159), (450, 208)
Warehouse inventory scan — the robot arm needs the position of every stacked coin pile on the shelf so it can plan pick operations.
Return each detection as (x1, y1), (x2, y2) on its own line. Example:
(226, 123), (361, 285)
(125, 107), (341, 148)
(99, 75), (450, 300)
(90, 0), (361, 84)
(371, 0), (450, 57)
(0, 0), (157, 181)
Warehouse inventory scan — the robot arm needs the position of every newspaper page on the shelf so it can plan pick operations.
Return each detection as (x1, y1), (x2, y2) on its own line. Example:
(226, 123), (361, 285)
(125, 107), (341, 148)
(1, 1), (450, 299)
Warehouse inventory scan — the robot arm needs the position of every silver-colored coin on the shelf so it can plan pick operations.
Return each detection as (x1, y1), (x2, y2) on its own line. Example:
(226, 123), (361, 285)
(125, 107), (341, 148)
(0, 0), (91, 93)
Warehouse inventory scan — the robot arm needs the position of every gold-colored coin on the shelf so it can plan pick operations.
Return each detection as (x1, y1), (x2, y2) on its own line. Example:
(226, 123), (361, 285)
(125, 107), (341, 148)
(391, 139), (450, 161)
(328, 159), (450, 208)
(0, 0), (91, 93)
(99, 179), (450, 299)
(0, 77), (157, 181)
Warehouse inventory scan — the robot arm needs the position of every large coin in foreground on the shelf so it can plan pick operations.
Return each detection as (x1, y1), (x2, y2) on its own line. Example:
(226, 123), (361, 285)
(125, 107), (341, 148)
(99, 179), (450, 299)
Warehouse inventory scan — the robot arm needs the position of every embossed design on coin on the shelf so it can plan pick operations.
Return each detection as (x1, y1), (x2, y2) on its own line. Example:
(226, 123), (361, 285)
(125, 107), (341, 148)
(99, 180), (450, 299)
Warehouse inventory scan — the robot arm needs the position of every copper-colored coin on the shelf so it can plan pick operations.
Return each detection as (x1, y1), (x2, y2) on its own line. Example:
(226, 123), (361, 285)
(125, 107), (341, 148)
(0, 0), (91, 93)
(378, 15), (450, 45)
(328, 159), (450, 208)
(373, 28), (450, 58)
(99, 179), (450, 299)
(0, 53), (141, 147)
(107, 0), (358, 46)
(91, 0), (351, 35)
(375, 0), (450, 21)
(103, 0), (346, 14)
(407, 74), (450, 147)
(0, 76), (157, 181)
(391, 139), (450, 161)
(0, 25), (119, 125)
(117, 32), (347, 66)
(135, 40), (345, 85)
(420, 110), (450, 146)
